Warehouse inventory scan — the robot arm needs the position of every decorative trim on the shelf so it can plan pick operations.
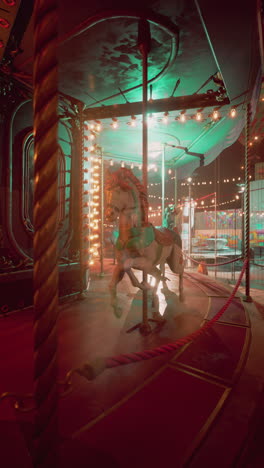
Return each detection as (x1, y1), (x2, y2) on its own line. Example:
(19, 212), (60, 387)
(21, 130), (66, 235)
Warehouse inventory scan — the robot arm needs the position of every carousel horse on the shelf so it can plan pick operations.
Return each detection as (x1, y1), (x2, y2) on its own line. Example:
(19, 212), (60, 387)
(160, 204), (182, 280)
(105, 168), (184, 316)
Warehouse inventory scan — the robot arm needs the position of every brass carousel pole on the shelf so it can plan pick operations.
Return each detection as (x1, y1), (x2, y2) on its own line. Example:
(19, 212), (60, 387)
(32, 0), (59, 465)
(138, 19), (151, 334)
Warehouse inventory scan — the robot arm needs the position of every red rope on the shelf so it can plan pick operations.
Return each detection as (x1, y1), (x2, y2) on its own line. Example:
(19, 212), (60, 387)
(183, 251), (243, 267)
(105, 260), (247, 369)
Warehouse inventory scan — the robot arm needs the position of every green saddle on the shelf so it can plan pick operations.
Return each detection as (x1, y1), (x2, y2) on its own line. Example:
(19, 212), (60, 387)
(115, 225), (155, 251)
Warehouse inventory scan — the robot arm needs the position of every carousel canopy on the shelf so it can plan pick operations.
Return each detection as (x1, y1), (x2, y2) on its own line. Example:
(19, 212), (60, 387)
(1, 0), (262, 176)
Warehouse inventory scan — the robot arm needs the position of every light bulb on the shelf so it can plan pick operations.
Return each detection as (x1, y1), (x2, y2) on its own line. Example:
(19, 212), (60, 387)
(196, 112), (202, 121)
(163, 112), (169, 123)
(180, 112), (186, 122)
(212, 110), (219, 120)
(230, 108), (236, 118)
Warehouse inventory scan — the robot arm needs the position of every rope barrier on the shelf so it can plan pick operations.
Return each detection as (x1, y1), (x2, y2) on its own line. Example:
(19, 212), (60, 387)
(251, 261), (264, 268)
(0, 259), (248, 405)
(70, 259), (248, 380)
(183, 251), (243, 267)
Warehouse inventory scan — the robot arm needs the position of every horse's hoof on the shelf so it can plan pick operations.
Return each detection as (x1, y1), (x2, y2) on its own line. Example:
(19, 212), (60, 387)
(152, 311), (164, 323)
(179, 293), (184, 302)
(141, 281), (152, 291)
(113, 306), (122, 318)
(152, 295), (159, 309)
(139, 322), (152, 335)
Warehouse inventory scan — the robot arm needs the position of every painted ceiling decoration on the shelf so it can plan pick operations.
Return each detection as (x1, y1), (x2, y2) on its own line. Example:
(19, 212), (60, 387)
(0, 0), (262, 177)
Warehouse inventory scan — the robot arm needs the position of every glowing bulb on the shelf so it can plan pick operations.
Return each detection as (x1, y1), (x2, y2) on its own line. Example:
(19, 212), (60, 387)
(131, 116), (136, 127)
(212, 110), (219, 120)
(180, 113), (186, 122)
(111, 118), (118, 129)
(230, 108), (237, 118)
(110, 159), (114, 166)
(254, 135), (258, 140)
(90, 124), (95, 130)
(163, 112), (169, 123)
(168, 169), (172, 175)
(96, 123), (102, 131)
(196, 112), (202, 121)
(131, 163), (134, 169)
(89, 134), (95, 140)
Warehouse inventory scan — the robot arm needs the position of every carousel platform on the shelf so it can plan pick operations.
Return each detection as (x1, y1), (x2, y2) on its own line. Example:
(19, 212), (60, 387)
(0, 259), (264, 467)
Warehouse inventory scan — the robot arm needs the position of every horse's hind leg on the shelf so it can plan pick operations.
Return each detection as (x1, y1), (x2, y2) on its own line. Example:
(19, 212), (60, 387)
(179, 272), (184, 302)
(124, 257), (161, 310)
(109, 265), (125, 317)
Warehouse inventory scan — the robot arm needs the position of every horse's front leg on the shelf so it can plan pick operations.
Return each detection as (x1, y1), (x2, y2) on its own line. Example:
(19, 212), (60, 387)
(109, 264), (125, 317)
(126, 269), (152, 291)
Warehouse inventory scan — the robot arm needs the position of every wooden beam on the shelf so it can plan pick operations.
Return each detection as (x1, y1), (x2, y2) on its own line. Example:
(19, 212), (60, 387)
(83, 93), (230, 120)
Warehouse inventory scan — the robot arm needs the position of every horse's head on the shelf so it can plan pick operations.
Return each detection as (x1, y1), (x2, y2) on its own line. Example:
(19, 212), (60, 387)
(105, 168), (148, 224)
(105, 187), (123, 222)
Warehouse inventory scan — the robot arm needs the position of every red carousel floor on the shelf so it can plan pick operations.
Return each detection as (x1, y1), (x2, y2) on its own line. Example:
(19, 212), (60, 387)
(0, 259), (263, 467)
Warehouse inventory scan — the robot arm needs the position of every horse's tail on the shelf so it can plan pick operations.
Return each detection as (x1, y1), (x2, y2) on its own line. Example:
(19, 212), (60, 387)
(167, 243), (184, 275)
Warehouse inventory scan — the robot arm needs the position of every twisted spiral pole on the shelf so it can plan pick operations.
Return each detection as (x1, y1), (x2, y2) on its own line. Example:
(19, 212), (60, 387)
(33, 0), (59, 465)
(244, 102), (252, 302)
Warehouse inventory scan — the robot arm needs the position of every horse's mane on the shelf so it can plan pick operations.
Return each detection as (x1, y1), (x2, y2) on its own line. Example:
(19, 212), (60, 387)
(105, 168), (149, 224)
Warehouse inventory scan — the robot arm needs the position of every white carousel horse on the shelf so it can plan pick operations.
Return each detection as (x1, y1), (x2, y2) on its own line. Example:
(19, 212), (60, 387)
(105, 168), (184, 316)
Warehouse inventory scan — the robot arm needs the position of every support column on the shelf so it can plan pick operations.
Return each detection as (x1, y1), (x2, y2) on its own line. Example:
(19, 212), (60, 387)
(243, 103), (252, 302)
(138, 19), (151, 334)
(32, 0), (59, 465)
(174, 168), (178, 207)
(161, 145), (165, 225)
(188, 181), (192, 265)
(214, 192), (217, 278)
(99, 147), (104, 276)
